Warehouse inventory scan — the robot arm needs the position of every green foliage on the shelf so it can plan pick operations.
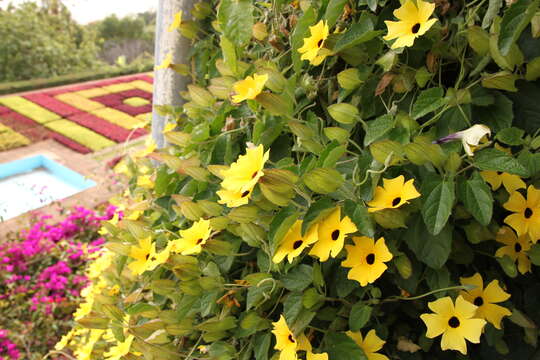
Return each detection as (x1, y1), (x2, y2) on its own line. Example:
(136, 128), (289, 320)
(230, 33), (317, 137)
(0, 3), (101, 82)
(62, 0), (540, 359)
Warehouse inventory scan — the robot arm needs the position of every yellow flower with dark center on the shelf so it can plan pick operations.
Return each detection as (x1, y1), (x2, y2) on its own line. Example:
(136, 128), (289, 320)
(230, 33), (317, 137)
(346, 329), (389, 360)
(342, 236), (393, 286)
(231, 73), (268, 103)
(384, 0), (437, 49)
(503, 185), (540, 241)
(367, 175), (420, 213)
(481, 170), (526, 194)
(168, 11), (182, 32)
(273, 220), (319, 264)
(218, 144), (269, 208)
(104, 335), (134, 360)
(495, 226), (532, 274)
(298, 20), (331, 66)
(420, 296), (486, 355)
(127, 237), (154, 275)
(171, 219), (212, 255)
(297, 333), (328, 360)
(272, 315), (298, 360)
(216, 187), (253, 208)
(459, 273), (511, 329)
(309, 207), (357, 262)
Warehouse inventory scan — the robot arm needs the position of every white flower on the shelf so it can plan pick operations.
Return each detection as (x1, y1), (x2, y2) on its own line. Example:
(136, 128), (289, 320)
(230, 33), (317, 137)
(434, 124), (491, 156)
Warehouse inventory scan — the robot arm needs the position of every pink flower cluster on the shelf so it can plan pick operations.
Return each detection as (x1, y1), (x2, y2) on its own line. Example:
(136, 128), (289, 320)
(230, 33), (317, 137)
(0, 206), (119, 356)
(0, 330), (19, 360)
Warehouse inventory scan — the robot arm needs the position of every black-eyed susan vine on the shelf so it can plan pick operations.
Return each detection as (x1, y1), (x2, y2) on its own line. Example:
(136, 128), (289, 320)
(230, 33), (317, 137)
(55, 0), (540, 359)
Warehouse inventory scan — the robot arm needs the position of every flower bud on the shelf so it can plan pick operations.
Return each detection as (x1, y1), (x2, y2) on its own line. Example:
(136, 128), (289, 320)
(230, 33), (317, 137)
(337, 68), (363, 90)
(252, 22), (268, 40)
(328, 103), (359, 124)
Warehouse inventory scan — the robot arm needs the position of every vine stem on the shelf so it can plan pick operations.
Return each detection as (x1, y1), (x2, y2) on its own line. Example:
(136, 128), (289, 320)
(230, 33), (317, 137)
(382, 285), (474, 303)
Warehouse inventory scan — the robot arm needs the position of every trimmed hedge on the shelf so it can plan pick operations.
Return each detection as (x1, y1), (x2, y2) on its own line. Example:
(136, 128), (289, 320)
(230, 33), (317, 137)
(0, 63), (153, 96)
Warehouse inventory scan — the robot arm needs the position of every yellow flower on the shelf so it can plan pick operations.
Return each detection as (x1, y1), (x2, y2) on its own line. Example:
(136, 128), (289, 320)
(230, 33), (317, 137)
(133, 137), (156, 159)
(217, 144), (269, 208)
(168, 11), (182, 32)
(98, 213), (119, 236)
(74, 329), (105, 360)
(298, 20), (331, 66)
(342, 236), (393, 286)
(216, 187), (253, 208)
(459, 273), (511, 329)
(273, 220), (319, 264)
(137, 175), (154, 189)
(503, 185), (540, 241)
(495, 226), (532, 274)
(156, 52), (173, 70)
(162, 122), (176, 134)
(231, 73), (268, 103)
(55, 329), (75, 350)
(347, 329), (389, 360)
(309, 207), (357, 262)
(127, 237), (154, 275)
(420, 296), (486, 355)
(480, 170), (526, 194)
(367, 175), (420, 213)
(384, 0), (437, 49)
(171, 219), (212, 255)
(272, 315), (298, 360)
(104, 335), (135, 360)
(297, 333), (329, 360)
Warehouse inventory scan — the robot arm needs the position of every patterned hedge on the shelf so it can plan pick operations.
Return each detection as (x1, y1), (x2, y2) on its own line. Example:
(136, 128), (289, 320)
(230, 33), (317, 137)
(0, 73), (154, 153)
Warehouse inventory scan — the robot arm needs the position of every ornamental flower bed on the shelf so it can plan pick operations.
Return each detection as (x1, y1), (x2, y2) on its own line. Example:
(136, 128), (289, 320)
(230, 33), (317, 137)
(0, 206), (116, 359)
(59, 0), (540, 359)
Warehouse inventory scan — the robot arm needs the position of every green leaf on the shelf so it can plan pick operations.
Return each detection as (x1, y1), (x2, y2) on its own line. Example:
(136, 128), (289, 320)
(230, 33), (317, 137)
(217, 0), (253, 46)
(291, 7), (317, 72)
(303, 167), (344, 194)
(333, 15), (384, 53)
(324, 332), (367, 360)
(324, 0), (347, 27)
(422, 178), (455, 235)
(497, 255), (518, 278)
(220, 36), (237, 75)
(302, 197), (335, 236)
(253, 332), (271, 360)
(411, 87), (448, 119)
(481, 71), (519, 92)
(482, 0), (503, 28)
(528, 244), (540, 265)
(495, 127), (525, 145)
(473, 92), (513, 132)
(328, 102), (359, 124)
(349, 303), (372, 332)
(343, 199), (375, 238)
(473, 148), (530, 177)
(406, 216), (453, 269)
(457, 172), (493, 226)
(269, 206), (298, 251)
(281, 265), (313, 292)
(363, 114), (395, 146)
(498, 0), (540, 56)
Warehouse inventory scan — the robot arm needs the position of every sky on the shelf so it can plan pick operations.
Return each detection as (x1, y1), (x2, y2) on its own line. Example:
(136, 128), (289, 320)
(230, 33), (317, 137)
(1, 0), (157, 24)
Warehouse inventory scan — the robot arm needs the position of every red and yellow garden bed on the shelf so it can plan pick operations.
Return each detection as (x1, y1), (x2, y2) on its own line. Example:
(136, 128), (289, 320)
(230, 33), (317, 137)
(0, 73), (153, 153)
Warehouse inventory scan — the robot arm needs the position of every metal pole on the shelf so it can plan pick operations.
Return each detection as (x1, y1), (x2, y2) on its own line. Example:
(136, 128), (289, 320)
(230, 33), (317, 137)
(151, 0), (194, 148)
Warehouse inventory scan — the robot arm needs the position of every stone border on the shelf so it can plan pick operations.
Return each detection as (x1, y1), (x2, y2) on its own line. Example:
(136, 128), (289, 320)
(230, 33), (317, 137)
(0, 139), (124, 238)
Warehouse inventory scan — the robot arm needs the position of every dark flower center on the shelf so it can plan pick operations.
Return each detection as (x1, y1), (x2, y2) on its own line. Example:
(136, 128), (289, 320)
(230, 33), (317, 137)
(196, 238), (203, 245)
(497, 171), (503, 175)
(411, 23), (421, 34)
(515, 243), (522, 253)
(293, 240), (303, 250)
(524, 207), (533, 219)
(251, 171), (258, 179)
(331, 229), (340, 240)
(241, 190), (250, 198)
(317, 38), (323, 48)
(366, 253), (376, 265)
(145, 254), (150, 260)
(474, 296), (484, 306)
(448, 316), (460, 328)
(288, 334), (295, 343)
(392, 197), (402, 207)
